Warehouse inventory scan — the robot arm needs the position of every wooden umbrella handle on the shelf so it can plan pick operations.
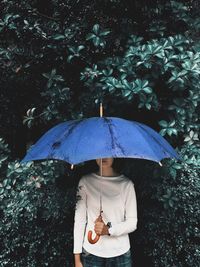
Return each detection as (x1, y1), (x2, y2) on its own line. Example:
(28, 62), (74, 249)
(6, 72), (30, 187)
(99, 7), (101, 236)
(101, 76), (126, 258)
(88, 214), (102, 244)
(88, 230), (100, 244)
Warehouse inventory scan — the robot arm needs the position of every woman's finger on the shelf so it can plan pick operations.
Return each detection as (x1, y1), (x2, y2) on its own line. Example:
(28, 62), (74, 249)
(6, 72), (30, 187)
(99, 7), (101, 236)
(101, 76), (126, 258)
(94, 229), (101, 235)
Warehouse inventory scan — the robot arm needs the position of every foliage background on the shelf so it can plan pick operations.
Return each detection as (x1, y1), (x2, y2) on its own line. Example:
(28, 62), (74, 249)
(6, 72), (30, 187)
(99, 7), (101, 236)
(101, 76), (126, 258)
(0, 0), (199, 266)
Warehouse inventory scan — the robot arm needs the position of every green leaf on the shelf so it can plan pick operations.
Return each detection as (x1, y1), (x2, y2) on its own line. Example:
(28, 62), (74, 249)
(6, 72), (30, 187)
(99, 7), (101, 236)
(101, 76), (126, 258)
(146, 103), (151, 110)
(143, 87), (152, 93)
(52, 34), (65, 40)
(169, 199), (174, 207)
(123, 90), (132, 97)
(160, 129), (167, 136)
(135, 79), (142, 88)
(67, 55), (74, 63)
(99, 30), (110, 36)
(78, 45), (84, 51)
(93, 24), (100, 34)
(0, 188), (4, 194)
(159, 120), (168, 127)
(94, 37), (101, 46)
(86, 33), (96, 41)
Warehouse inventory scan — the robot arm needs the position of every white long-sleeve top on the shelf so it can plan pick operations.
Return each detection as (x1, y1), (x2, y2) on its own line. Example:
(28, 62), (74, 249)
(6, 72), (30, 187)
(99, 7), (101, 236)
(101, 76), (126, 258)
(73, 172), (138, 258)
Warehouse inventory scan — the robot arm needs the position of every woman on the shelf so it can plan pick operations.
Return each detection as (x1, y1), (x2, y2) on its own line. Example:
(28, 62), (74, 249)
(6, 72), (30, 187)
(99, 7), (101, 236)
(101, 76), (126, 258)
(73, 158), (138, 267)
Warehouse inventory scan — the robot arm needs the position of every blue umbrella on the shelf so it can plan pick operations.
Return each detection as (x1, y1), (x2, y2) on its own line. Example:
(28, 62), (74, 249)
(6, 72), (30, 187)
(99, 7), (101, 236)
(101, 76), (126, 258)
(21, 116), (180, 165)
(21, 107), (180, 244)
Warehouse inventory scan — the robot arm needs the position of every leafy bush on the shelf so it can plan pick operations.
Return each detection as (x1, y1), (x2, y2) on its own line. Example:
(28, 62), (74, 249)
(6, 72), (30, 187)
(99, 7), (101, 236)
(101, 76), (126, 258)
(0, 153), (76, 267)
(127, 143), (200, 267)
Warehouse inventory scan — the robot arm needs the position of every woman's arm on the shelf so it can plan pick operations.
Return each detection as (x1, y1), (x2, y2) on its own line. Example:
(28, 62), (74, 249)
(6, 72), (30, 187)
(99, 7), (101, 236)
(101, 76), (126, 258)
(73, 178), (87, 256)
(74, 253), (83, 267)
(108, 180), (138, 236)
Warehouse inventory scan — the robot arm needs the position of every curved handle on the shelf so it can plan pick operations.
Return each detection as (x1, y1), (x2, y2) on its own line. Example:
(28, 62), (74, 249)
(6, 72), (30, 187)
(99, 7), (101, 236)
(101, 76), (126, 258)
(88, 230), (100, 244)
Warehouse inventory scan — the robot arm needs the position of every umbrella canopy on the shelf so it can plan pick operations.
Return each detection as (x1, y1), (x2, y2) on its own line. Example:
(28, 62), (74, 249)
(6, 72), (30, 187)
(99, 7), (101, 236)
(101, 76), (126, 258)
(21, 116), (180, 165)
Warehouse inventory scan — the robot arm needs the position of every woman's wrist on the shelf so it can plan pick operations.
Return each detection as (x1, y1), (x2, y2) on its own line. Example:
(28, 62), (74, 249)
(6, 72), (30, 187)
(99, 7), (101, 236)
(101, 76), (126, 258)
(103, 225), (109, 235)
(74, 253), (81, 262)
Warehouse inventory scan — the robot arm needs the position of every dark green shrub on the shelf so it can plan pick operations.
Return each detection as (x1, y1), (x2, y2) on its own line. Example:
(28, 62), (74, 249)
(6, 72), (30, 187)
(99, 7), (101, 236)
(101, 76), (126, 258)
(0, 155), (76, 267)
(127, 143), (200, 267)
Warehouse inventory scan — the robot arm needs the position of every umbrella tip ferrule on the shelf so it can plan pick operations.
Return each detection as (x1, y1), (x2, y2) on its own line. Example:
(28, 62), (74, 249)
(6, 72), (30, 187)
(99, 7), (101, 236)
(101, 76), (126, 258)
(100, 103), (103, 117)
(71, 164), (74, 170)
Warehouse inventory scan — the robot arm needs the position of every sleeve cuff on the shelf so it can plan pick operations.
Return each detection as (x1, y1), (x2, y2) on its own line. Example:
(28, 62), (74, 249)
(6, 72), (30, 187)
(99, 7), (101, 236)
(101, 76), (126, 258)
(73, 248), (82, 254)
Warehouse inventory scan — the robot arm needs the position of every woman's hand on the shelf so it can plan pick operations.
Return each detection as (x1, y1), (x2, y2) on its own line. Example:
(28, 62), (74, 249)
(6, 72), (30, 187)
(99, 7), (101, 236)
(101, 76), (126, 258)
(94, 215), (109, 236)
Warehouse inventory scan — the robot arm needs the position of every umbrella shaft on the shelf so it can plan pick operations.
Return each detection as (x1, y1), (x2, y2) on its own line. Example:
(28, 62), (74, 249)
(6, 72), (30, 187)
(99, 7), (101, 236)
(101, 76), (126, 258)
(100, 158), (103, 215)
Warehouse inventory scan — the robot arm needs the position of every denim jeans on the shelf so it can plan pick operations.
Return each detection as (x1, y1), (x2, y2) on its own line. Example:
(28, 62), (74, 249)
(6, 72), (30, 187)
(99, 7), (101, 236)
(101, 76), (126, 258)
(81, 248), (132, 267)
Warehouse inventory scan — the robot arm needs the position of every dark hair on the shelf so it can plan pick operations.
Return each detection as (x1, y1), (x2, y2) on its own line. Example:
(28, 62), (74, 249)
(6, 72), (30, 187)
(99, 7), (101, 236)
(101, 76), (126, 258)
(112, 158), (125, 174)
(74, 158), (126, 182)
(83, 158), (125, 175)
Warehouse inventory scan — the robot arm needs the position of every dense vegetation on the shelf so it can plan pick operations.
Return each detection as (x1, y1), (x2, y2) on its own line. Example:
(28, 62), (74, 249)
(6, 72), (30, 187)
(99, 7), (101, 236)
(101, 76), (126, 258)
(0, 0), (199, 266)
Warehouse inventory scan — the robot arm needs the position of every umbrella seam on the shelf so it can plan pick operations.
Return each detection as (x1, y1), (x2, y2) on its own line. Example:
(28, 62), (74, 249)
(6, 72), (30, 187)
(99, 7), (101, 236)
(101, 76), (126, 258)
(104, 117), (126, 156)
